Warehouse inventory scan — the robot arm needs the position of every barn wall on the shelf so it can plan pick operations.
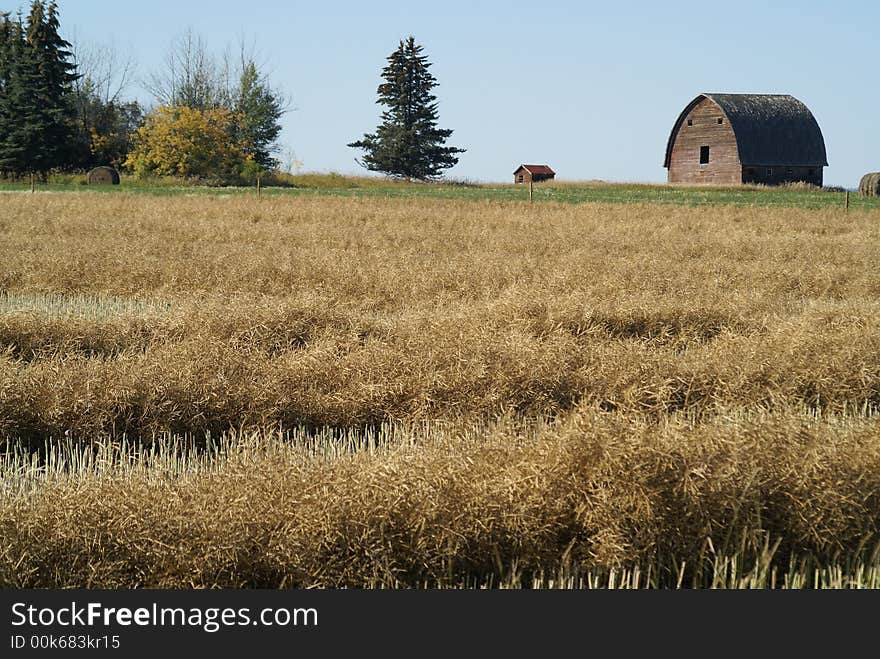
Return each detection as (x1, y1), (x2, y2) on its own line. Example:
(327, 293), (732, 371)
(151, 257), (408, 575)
(668, 98), (741, 185)
(514, 169), (532, 184)
(742, 165), (823, 187)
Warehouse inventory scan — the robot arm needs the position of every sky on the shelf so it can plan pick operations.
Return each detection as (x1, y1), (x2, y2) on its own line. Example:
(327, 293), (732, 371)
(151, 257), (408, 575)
(6, 0), (879, 186)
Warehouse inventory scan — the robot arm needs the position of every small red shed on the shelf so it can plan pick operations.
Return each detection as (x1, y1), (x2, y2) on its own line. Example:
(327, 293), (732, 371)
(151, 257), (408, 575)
(513, 164), (555, 184)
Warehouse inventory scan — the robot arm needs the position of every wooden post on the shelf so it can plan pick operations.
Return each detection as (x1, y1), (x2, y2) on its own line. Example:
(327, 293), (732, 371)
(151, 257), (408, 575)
(529, 180), (533, 203)
(257, 175), (262, 198)
(845, 190), (849, 211)
(30, 173), (35, 194)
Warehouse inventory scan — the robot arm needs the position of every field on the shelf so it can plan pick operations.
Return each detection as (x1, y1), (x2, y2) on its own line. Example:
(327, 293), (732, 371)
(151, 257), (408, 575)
(1, 187), (879, 588)
(3, 174), (880, 210)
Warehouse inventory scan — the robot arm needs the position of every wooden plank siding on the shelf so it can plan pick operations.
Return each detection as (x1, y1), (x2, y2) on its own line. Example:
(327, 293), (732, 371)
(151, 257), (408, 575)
(513, 166), (555, 184)
(668, 98), (741, 185)
(514, 167), (532, 184)
(666, 93), (827, 187)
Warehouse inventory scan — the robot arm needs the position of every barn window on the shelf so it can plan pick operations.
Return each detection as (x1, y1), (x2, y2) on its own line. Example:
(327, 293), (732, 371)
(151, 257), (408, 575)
(767, 168), (773, 176)
(687, 119), (693, 126)
(700, 146), (710, 164)
(786, 168), (794, 176)
(717, 118), (723, 124)
(517, 175), (523, 183)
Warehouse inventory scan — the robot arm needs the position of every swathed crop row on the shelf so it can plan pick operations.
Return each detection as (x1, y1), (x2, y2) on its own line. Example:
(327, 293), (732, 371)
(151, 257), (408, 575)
(0, 294), (878, 443)
(2, 411), (879, 588)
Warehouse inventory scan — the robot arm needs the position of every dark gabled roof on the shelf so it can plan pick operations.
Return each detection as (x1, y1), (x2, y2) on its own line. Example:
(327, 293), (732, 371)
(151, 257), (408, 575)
(664, 93), (828, 168)
(514, 164), (555, 176)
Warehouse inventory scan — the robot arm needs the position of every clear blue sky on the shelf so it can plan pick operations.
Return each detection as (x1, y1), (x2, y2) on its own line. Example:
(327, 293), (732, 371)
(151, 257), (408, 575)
(8, 0), (879, 186)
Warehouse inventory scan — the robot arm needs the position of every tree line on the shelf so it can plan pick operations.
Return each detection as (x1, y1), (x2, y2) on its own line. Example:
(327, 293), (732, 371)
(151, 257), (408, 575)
(0, 1), (285, 184)
(1, 2), (464, 185)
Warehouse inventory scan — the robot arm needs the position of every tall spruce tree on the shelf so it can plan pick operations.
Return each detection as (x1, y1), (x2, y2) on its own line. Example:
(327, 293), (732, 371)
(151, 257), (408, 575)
(0, 1), (76, 178)
(348, 37), (464, 180)
(0, 14), (9, 100)
(26, 0), (77, 171)
(0, 14), (46, 177)
(0, 14), (12, 176)
(234, 61), (284, 170)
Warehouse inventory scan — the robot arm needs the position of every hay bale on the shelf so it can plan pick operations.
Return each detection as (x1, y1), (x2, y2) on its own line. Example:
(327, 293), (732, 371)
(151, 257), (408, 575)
(860, 172), (880, 197)
(87, 166), (120, 185)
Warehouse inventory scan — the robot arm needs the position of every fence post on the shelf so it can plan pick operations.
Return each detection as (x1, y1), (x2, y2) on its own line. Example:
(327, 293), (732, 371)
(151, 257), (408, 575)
(257, 175), (262, 199)
(529, 180), (533, 203)
(845, 190), (849, 211)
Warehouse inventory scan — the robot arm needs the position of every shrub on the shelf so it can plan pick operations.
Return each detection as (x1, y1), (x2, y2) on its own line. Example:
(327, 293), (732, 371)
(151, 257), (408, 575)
(124, 106), (248, 184)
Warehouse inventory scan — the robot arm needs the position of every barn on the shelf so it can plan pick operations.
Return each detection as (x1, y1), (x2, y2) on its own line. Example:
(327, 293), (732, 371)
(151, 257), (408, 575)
(514, 164), (555, 184)
(664, 93), (827, 186)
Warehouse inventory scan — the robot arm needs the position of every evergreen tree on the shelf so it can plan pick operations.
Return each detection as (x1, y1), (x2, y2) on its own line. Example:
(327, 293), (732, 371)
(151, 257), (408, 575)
(234, 61), (284, 170)
(0, 14), (12, 176)
(0, 2), (77, 178)
(25, 0), (77, 171)
(0, 14), (48, 177)
(348, 37), (464, 180)
(0, 13), (10, 94)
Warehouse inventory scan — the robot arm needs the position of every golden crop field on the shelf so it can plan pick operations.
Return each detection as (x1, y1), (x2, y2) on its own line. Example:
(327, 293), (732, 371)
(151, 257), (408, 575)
(1, 191), (879, 588)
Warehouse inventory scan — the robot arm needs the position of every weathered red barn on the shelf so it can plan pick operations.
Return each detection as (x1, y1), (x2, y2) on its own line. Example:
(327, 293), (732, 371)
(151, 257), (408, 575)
(664, 93), (827, 186)
(514, 164), (555, 184)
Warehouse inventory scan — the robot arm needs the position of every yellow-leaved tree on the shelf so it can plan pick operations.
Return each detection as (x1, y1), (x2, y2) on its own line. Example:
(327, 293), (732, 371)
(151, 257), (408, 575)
(124, 105), (252, 183)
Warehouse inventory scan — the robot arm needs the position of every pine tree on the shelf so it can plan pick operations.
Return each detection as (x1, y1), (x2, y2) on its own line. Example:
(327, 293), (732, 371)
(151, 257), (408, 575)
(25, 0), (77, 172)
(234, 61), (284, 170)
(0, 14), (48, 178)
(0, 14), (12, 176)
(0, 14), (10, 95)
(348, 37), (464, 180)
(0, 2), (77, 178)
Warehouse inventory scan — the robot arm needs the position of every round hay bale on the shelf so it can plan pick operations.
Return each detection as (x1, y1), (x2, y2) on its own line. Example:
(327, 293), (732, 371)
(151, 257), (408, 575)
(87, 166), (120, 185)
(860, 172), (880, 197)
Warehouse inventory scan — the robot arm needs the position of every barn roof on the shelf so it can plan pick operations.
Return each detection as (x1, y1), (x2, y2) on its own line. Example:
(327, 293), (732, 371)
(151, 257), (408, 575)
(514, 164), (555, 175)
(663, 93), (828, 168)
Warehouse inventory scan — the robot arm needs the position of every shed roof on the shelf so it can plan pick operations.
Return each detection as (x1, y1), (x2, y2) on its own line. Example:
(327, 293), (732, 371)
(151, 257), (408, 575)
(514, 164), (556, 176)
(664, 93), (828, 168)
